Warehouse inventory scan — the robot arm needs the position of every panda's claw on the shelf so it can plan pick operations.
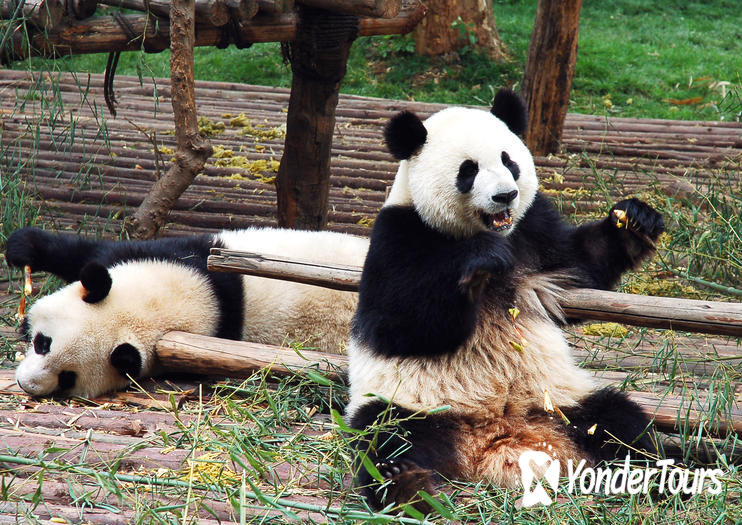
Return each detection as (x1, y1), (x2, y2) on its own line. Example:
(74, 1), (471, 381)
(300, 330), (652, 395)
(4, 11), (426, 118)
(610, 198), (665, 241)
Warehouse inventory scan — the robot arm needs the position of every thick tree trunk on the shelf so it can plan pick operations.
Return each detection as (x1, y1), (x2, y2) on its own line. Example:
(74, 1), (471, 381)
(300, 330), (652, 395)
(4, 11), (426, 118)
(275, 7), (358, 230)
(412, 0), (505, 60)
(125, 0), (212, 239)
(521, 0), (582, 155)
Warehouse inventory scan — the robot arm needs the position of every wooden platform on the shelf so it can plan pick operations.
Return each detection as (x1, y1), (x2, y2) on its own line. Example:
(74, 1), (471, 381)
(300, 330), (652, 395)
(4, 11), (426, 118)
(0, 70), (740, 522)
(1, 69), (740, 237)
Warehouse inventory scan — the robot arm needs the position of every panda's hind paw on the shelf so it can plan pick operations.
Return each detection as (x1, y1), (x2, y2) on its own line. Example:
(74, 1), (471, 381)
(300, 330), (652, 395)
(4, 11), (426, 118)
(5, 227), (48, 269)
(374, 459), (437, 512)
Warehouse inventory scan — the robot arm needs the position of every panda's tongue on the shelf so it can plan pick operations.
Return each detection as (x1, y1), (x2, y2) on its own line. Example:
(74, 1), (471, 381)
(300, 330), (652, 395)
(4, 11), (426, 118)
(492, 210), (512, 230)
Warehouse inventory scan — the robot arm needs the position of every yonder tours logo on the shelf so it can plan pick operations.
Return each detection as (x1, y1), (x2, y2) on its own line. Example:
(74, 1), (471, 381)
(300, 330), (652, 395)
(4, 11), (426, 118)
(516, 451), (724, 508)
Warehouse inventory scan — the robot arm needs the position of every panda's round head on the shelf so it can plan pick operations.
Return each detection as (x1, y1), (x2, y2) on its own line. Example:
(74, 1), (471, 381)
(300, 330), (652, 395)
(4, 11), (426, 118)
(15, 260), (219, 398)
(384, 89), (537, 239)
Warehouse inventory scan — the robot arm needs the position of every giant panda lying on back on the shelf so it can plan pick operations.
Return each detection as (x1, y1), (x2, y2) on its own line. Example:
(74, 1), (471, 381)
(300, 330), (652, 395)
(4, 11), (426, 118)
(6, 227), (368, 398)
(346, 89), (665, 509)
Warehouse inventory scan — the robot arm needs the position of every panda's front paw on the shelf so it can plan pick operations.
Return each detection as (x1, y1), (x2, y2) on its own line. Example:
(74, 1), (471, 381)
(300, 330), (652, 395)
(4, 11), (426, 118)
(609, 198), (665, 244)
(5, 227), (50, 269)
(460, 244), (513, 301)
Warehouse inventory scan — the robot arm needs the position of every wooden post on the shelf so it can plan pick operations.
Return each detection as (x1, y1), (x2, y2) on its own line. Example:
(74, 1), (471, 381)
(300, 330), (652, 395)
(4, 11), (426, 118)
(125, 0), (213, 239)
(275, 6), (358, 230)
(521, 0), (582, 155)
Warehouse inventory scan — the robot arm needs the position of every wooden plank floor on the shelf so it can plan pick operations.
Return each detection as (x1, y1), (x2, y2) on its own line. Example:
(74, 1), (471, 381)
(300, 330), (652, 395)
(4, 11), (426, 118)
(1, 70), (740, 237)
(0, 70), (740, 522)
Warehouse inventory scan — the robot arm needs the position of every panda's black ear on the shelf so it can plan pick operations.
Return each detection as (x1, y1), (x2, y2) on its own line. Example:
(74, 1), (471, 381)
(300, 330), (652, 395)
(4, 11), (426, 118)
(384, 111), (427, 160)
(79, 262), (112, 304)
(491, 88), (528, 137)
(110, 343), (142, 379)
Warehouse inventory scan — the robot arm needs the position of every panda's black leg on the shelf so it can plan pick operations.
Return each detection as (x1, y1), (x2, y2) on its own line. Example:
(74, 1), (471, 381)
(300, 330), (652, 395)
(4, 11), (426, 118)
(349, 401), (460, 511)
(561, 387), (658, 462)
(5, 227), (104, 282)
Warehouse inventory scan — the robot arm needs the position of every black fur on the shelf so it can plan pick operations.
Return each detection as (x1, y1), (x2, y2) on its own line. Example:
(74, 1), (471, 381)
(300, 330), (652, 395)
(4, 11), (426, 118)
(5, 227), (245, 340)
(562, 387), (657, 461)
(350, 400), (461, 510)
(491, 88), (528, 137)
(384, 111), (428, 160)
(354, 194), (664, 359)
(456, 160), (479, 193)
(33, 333), (51, 355)
(501, 151), (520, 180)
(510, 194), (665, 291)
(79, 262), (113, 304)
(352, 206), (513, 358)
(110, 343), (143, 378)
(57, 370), (77, 391)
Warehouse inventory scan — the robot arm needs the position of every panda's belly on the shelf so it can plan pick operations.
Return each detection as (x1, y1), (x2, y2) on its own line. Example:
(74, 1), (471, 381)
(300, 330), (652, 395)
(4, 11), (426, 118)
(346, 315), (594, 419)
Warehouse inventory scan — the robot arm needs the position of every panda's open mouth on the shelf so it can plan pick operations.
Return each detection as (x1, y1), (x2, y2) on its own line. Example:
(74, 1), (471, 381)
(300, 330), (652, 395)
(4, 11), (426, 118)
(482, 209), (513, 232)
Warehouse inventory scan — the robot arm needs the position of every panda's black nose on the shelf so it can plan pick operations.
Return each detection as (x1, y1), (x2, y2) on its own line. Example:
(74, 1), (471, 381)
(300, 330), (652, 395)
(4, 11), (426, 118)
(492, 190), (518, 204)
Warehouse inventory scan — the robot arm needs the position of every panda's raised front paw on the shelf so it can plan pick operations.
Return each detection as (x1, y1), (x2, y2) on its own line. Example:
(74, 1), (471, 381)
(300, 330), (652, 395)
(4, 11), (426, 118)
(5, 227), (50, 269)
(609, 198), (665, 243)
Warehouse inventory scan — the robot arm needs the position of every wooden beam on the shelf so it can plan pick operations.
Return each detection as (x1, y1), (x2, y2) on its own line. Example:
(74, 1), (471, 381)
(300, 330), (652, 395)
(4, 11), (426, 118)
(522, 0), (583, 155)
(156, 331), (742, 436)
(99, 0), (233, 27)
(2, 0), (425, 59)
(207, 249), (742, 337)
(297, 0), (400, 18)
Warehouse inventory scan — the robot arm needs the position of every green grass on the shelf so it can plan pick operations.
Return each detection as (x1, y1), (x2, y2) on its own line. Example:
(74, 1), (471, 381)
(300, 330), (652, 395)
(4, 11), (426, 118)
(13, 0), (741, 121)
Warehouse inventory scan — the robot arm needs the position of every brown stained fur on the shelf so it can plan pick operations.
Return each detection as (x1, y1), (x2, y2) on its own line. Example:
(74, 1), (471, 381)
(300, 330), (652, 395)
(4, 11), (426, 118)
(457, 409), (582, 487)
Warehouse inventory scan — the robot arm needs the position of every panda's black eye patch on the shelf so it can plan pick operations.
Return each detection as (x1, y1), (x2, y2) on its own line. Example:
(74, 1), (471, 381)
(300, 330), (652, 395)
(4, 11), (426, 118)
(57, 371), (77, 391)
(456, 160), (480, 193)
(33, 333), (51, 355)
(501, 152), (520, 181)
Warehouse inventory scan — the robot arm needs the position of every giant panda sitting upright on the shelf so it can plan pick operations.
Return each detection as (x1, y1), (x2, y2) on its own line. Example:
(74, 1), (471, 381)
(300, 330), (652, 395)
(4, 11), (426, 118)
(5, 226), (368, 398)
(346, 89), (665, 509)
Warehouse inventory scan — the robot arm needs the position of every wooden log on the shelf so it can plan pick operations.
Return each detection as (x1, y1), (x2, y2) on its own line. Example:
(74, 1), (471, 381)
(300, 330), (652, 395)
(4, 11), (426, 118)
(207, 250), (742, 337)
(297, 0), (399, 18)
(522, 0), (583, 155)
(156, 332), (742, 436)
(2, 0), (424, 59)
(275, 7), (358, 230)
(0, 0), (63, 28)
(225, 0), (259, 28)
(256, 0), (293, 14)
(156, 331), (348, 379)
(99, 0), (232, 26)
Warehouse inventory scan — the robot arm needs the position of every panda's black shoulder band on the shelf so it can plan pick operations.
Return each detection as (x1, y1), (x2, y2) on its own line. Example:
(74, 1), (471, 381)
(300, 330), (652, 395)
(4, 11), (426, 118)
(384, 111), (427, 160)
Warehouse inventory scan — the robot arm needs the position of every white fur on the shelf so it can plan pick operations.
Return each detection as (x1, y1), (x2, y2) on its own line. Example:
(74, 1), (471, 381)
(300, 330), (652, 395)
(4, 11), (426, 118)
(17, 261), (219, 398)
(218, 227), (369, 351)
(346, 278), (595, 420)
(17, 227), (370, 398)
(385, 107), (538, 239)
